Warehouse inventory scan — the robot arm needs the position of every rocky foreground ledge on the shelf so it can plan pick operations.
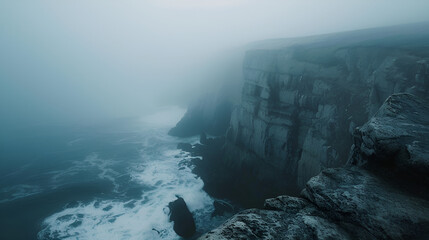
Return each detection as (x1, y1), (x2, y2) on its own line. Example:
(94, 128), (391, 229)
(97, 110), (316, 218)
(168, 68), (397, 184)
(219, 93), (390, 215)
(198, 93), (429, 240)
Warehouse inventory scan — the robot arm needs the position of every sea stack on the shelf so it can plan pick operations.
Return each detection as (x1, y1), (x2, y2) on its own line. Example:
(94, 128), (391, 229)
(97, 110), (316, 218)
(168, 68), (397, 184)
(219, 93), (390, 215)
(168, 196), (196, 238)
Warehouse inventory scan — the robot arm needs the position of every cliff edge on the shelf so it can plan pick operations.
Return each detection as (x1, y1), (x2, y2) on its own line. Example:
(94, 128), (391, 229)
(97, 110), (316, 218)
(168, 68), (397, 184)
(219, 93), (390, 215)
(222, 23), (429, 199)
(199, 93), (429, 240)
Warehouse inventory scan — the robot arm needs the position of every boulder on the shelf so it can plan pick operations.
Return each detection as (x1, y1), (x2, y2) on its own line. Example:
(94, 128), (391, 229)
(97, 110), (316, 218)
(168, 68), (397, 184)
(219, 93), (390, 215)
(302, 167), (429, 239)
(349, 93), (429, 187)
(168, 196), (196, 238)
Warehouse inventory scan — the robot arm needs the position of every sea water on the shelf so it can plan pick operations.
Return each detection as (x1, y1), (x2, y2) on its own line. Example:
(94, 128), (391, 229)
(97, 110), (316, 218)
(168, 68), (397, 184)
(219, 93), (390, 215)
(0, 107), (225, 240)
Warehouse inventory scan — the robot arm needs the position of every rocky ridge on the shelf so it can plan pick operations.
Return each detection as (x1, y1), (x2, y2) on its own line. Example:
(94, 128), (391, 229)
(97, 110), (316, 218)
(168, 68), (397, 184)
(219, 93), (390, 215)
(199, 93), (429, 240)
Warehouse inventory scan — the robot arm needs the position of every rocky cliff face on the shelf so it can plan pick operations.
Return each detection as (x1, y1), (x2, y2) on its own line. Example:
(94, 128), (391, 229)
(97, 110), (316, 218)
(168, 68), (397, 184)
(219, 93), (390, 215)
(168, 92), (233, 137)
(199, 93), (429, 240)
(224, 24), (429, 193)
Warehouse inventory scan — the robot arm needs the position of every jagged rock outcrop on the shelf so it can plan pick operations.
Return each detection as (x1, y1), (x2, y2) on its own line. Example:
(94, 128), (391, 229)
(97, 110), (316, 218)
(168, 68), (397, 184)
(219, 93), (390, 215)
(199, 93), (429, 240)
(168, 196), (196, 238)
(349, 93), (429, 187)
(224, 23), (429, 195)
(201, 195), (357, 240)
(302, 167), (429, 239)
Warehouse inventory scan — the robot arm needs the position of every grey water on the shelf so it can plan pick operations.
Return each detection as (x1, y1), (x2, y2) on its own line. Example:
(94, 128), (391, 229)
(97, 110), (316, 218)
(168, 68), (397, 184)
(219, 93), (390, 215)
(0, 107), (225, 240)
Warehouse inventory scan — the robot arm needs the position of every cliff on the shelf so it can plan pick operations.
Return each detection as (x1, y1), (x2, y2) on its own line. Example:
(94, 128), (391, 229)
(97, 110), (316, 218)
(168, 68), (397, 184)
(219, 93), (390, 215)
(199, 93), (429, 240)
(223, 22), (429, 196)
(172, 23), (429, 206)
(168, 91), (233, 137)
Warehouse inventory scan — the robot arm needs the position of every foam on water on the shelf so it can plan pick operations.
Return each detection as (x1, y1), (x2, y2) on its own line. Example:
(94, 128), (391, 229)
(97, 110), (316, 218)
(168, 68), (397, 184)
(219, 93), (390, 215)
(38, 107), (222, 240)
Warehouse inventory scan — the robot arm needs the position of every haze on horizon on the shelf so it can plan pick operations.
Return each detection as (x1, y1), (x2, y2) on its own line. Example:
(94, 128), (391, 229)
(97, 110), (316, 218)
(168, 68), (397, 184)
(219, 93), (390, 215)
(1, 0), (429, 130)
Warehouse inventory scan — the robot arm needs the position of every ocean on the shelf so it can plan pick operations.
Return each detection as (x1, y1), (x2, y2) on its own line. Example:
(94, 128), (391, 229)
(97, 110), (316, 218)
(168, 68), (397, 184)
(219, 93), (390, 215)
(0, 107), (225, 240)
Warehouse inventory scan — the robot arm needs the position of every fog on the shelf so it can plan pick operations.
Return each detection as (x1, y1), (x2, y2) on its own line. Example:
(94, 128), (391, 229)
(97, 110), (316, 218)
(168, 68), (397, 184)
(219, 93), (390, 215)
(1, 0), (429, 129)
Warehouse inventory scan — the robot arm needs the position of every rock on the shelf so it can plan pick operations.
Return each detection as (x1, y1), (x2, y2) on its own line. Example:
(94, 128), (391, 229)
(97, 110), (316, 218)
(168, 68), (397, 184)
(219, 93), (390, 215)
(220, 22), (429, 199)
(198, 93), (429, 240)
(200, 132), (208, 145)
(211, 200), (234, 217)
(177, 143), (193, 152)
(200, 209), (288, 240)
(302, 167), (429, 239)
(168, 92), (233, 138)
(168, 196), (196, 238)
(201, 196), (358, 240)
(171, 23), (429, 207)
(190, 136), (287, 207)
(349, 93), (429, 187)
(177, 24), (429, 239)
(263, 195), (309, 212)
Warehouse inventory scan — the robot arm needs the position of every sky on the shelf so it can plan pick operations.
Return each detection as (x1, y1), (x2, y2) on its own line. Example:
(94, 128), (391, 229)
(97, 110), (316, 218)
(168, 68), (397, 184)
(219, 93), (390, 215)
(1, 0), (429, 128)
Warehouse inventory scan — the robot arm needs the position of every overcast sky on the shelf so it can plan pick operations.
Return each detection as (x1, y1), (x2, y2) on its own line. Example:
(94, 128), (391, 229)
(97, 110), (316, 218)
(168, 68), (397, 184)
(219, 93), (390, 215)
(1, 0), (429, 128)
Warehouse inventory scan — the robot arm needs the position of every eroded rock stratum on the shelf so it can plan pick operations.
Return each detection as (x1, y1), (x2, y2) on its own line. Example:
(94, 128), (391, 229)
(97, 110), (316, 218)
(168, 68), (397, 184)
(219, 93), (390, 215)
(199, 93), (429, 240)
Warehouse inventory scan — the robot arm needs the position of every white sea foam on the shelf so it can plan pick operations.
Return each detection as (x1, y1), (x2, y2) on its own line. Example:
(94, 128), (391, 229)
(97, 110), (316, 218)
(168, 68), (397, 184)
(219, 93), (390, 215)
(39, 109), (218, 240)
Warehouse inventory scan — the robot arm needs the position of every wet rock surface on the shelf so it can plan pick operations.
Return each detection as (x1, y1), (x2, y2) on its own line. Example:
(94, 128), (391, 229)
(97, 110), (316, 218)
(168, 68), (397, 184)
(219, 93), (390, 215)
(168, 196), (196, 238)
(199, 93), (429, 240)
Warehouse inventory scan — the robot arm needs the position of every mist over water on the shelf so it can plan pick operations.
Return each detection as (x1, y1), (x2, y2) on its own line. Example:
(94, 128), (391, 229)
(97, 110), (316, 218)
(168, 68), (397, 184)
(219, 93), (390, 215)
(2, 0), (429, 129)
(1, 108), (228, 239)
(2, 1), (429, 239)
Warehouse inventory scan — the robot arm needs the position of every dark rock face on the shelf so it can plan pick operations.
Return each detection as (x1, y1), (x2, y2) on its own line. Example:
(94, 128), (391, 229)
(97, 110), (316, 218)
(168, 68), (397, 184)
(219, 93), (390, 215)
(172, 24), (429, 207)
(177, 143), (193, 152)
(302, 167), (429, 239)
(169, 93), (233, 138)
(184, 25), (429, 208)
(349, 93), (429, 187)
(168, 197), (196, 238)
(199, 93), (429, 240)
(201, 196), (359, 240)
(186, 136), (283, 207)
(222, 24), (429, 195)
(211, 200), (234, 217)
